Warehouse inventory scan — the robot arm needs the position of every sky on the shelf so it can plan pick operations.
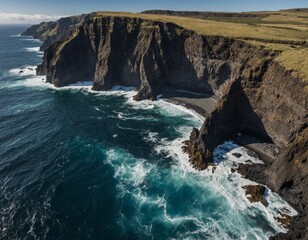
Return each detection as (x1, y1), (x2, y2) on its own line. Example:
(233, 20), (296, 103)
(0, 0), (307, 23)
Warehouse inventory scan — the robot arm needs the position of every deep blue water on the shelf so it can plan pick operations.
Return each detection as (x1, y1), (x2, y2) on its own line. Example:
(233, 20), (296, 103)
(0, 25), (296, 240)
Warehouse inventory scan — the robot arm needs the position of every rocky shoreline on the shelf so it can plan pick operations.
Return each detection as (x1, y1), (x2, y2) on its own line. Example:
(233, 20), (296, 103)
(178, 94), (307, 239)
(22, 13), (307, 239)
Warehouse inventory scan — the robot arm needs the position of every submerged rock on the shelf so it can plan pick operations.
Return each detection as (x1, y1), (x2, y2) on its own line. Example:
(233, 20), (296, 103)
(274, 214), (292, 229)
(243, 184), (267, 206)
(232, 152), (242, 158)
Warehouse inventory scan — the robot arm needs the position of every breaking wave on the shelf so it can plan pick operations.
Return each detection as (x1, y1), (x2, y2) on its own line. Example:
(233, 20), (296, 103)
(0, 29), (297, 240)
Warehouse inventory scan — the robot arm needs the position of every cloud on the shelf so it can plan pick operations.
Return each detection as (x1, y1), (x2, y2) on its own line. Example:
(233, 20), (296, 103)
(0, 13), (65, 24)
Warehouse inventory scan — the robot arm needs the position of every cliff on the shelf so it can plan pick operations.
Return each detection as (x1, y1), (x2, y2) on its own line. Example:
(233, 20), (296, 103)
(24, 14), (308, 239)
(35, 17), (278, 100)
(22, 14), (92, 51)
(141, 10), (269, 19)
(186, 61), (307, 239)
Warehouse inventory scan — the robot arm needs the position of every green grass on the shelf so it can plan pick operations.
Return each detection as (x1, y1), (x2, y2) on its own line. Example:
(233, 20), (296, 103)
(92, 11), (308, 81)
(93, 11), (308, 43)
(275, 48), (308, 83)
(46, 10), (308, 82)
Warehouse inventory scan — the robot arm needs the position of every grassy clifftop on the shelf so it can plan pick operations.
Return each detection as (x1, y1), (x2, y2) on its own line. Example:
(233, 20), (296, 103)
(25, 9), (308, 84)
(94, 10), (308, 44)
(93, 11), (308, 83)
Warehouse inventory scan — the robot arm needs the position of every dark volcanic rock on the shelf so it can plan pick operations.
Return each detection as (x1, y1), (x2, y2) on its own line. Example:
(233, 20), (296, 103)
(37, 16), (274, 101)
(184, 127), (211, 170)
(27, 13), (308, 239)
(232, 152), (242, 158)
(274, 214), (292, 229)
(243, 184), (267, 205)
(237, 163), (267, 184)
(22, 14), (92, 51)
(271, 211), (308, 240)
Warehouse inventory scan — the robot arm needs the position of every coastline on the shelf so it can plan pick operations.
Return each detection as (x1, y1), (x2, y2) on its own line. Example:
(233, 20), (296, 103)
(161, 89), (303, 238)
(20, 14), (305, 237)
(12, 63), (299, 237)
(11, 54), (300, 239)
(158, 87), (218, 118)
(160, 89), (278, 167)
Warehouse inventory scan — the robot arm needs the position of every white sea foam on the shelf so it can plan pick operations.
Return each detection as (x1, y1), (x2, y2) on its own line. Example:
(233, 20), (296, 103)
(13, 76), (51, 88)
(8, 63), (297, 237)
(62, 81), (92, 89)
(155, 128), (297, 234)
(23, 47), (41, 53)
(20, 38), (42, 43)
(143, 131), (159, 143)
(107, 114), (296, 237)
(10, 34), (21, 37)
(12, 79), (96, 93)
(125, 94), (204, 123)
(11, 70), (203, 123)
(17, 76), (204, 124)
(161, 99), (205, 122)
(9, 78), (91, 90)
(103, 124), (295, 238)
(94, 106), (105, 113)
(14, 72), (298, 227)
(8, 66), (37, 77)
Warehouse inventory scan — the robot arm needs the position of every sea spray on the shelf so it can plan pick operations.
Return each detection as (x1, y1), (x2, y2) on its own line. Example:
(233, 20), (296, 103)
(0, 28), (297, 240)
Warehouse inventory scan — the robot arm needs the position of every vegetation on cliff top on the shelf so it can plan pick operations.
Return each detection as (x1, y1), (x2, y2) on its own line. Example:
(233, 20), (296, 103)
(34, 10), (308, 84)
(275, 48), (308, 84)
(94, 11), (308, 44)
(92, 11), (308, 85)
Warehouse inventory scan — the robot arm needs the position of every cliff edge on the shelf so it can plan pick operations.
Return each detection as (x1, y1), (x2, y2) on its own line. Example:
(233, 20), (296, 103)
(23, 13), (308, 239)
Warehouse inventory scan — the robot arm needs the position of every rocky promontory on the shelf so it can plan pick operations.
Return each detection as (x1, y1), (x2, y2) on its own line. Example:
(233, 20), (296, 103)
(23, 13), (308, 239)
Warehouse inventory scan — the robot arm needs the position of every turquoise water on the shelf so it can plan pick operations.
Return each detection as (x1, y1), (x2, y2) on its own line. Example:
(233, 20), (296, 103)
(0, 25), (296, 240)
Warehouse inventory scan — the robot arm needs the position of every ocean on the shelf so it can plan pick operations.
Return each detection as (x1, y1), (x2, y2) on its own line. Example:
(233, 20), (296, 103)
(0, 25), (297, 240)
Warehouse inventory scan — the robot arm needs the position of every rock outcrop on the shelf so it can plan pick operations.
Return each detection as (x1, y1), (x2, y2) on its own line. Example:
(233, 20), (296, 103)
(192, 60), (308, 238)
(34, 16), (276, 102)
(22, 14), (92, 51)
(24, 14), (308, 239)
(243, 184), (267, 206)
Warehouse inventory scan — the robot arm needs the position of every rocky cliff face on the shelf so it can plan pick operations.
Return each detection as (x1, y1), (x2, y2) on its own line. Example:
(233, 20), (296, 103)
(188, 60), (308, 239)
(25, 15), (307, 239)
(22, 14), (92, 51)
(36, 16), (276, 101)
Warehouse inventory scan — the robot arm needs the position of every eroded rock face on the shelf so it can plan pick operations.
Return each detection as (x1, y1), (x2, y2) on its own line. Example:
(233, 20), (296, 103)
(191, 61), (307, 239)
(182, 128), (210, 170)
(31, 16), (307, 205)
(192, 62), (307, 188)
(35, 16), (275, 101)
(22, 14), (92, 51)
(25, 15), (308, 239)
(243, 184), (267, 206)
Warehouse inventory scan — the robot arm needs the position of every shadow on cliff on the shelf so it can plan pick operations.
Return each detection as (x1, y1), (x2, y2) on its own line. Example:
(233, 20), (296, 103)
(236, 81), (274, 146)
(196, 79), (274, 164)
